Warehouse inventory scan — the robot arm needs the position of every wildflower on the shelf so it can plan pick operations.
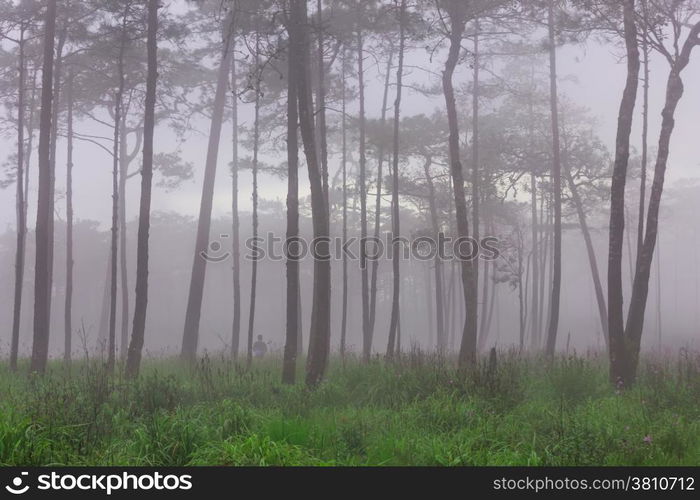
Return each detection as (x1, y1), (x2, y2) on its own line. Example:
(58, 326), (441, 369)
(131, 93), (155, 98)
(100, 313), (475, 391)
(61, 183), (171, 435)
(643, 435), (653, 444)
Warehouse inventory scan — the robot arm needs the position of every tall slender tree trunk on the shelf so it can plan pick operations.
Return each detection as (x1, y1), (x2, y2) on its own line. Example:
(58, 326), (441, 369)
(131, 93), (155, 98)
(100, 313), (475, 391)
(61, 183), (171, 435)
(11, 28), (27, 372)
(422, 155), (445, 352)
(607, 0), (640, 385)
(30, 0), (57, 374)
(368, 48), (394, 340)
(125, 0), (159, 378)
(64, 69), (75, 364)
(181, 21), (233, 362)
(356, 27), (371, 361)
(108, 21), (127, 373)
(246, 29), (261, 367)
(316, 0), (329, 202)
(340, 48), (348, 359)
(292, 0), (331, 387)
(45, 27), (66, 343)
(528, 94), (539, 350)
(23, 67), (37, 233)
(544, 1), (562, 357)
(386, 0), (407, 359)
(471, 18), (480, 332)
(118, 119), (130, 360)
(230, 41), (241, 360)
(283, 22), (300, 384)
(538, 193), (547, 338)
(442, 1), (477, 367)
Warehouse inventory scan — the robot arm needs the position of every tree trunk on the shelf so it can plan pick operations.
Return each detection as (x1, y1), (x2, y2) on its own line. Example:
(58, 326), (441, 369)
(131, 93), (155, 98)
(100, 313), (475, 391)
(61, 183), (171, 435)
(442, 1), (477, 367)
(23, 67), (37, 236)
(30, 0), (57, 374)
(528, 91), (540, 350)
(45, 27), (66, 343)
(283, 22), (300, 384)
(10, 28), (27, 371)
(386, 0), (407, 359)
(64, 69), (75, 365)
(471, 18), (480, 336)
(125, 0), (158, 378)
(565, 164), (608, 346)
(340, 48), (348, 359)
(118, 119), (130, 360)
(356, 27), (371, 361)
(230, 41), (241, 360)
(544, 1), (562, 358)
(246, 29), (261, 367)
(108, 20), (128, 373)
(607, 0), (640, 385)
(368, 48), (394, 341)
(291, 0), (331, 387)
(422, 154), (445, 352)
(181, 21), (233, 362)
(316, 0), (329, 202)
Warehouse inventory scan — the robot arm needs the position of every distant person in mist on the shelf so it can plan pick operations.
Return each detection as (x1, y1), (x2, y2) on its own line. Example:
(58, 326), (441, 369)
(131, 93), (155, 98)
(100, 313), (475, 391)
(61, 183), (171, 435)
(252, 335), (268, 359)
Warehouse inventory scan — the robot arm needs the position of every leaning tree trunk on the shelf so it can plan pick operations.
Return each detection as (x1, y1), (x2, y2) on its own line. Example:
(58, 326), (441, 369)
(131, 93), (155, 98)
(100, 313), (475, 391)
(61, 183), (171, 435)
(181, 23), (233, 362)
(607, 0), (640, 385)
(544, 1), (562, 358)
(125, 0), (159, 378)
(10, 28), (27, 372)
(64, 69), (75, 364)
(291, 0), (331, 387)
(283, 21), (300, 385)
(442, 1), (477, 367)
(623, 21), (700, 385)
(564, 164), (608, 346)
(30, 0), (57, 374)
(386, 0), (407, 359)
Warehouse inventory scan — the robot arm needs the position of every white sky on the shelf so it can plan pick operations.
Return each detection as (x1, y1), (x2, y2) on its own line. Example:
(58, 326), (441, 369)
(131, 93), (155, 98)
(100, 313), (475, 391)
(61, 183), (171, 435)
(2, 31), (700, 233)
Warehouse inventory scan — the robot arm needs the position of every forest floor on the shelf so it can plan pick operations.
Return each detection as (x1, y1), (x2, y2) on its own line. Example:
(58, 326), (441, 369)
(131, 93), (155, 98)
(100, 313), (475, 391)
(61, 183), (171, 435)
(0, 351), (699, 465)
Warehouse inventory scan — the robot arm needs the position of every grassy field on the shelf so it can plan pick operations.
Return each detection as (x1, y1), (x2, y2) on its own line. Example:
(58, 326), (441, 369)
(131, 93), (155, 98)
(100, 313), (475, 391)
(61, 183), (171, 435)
(0, 350), (699, 466)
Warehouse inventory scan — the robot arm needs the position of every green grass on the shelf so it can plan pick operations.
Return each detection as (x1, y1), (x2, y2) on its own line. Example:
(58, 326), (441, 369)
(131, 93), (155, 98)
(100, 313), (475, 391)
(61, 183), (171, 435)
(0, 350), (699, 465)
